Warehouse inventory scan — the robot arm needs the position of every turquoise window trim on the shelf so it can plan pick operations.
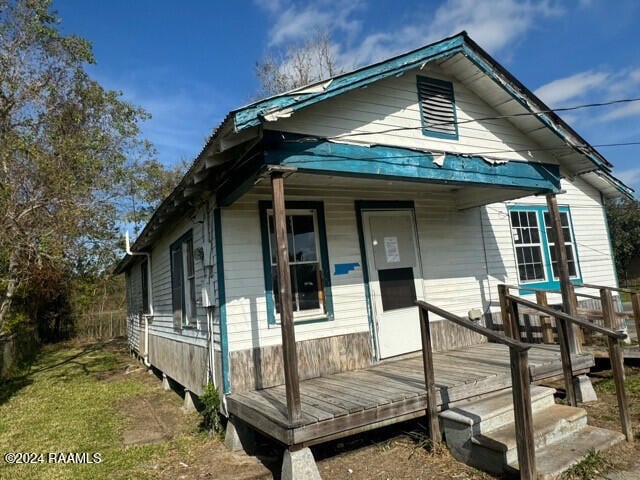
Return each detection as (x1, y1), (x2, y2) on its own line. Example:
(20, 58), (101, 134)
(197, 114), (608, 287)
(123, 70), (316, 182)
(258, 200), (334, 326)
(508, 204), (582, 295)
(416, 75), (459, 140)
(213, 208), (231, 394)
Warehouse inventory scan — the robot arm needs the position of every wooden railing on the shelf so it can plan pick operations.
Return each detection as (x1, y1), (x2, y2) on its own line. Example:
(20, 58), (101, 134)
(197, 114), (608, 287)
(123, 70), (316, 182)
(499, 284), (633, 443)
(415, 300), (537, 479)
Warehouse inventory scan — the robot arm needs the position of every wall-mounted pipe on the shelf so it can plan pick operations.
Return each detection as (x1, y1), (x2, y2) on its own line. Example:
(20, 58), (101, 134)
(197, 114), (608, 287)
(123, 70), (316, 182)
(125, 231), (153, 367)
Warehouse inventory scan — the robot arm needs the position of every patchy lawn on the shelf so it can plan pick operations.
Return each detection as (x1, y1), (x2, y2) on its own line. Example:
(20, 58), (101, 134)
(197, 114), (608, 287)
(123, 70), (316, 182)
(3, 340), (640, 480)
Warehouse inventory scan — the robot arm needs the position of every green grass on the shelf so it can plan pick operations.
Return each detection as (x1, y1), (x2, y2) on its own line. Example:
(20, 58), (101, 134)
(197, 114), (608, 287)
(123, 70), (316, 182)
(0, 341), (180, 480)
(594, 372), (640, 396)
(560, 449), (610, 480)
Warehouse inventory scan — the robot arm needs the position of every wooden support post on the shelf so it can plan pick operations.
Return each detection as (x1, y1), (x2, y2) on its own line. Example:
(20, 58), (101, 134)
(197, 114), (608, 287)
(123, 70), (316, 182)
(536, 291), (554, 344)
(569, 284), (585, 348)
(419, 306), (440, 441)
(631, 292), (640, 344)
(271, 172), (302, 425)
(556, 314), (577, 407)
(498, 285), (515, 339)
(601, 288), (633, 442)
(546, 193), (579, 353)
(510, 348), (536, 480)
(509, 298), (521, 342)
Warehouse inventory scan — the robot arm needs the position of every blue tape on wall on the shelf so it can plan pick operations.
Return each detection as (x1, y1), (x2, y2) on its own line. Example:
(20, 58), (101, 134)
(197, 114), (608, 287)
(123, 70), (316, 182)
(334, 262), (360, 275)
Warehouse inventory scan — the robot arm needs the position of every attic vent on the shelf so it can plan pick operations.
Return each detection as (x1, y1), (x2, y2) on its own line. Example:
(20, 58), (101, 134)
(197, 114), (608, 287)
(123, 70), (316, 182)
(417, 76), (458, 140)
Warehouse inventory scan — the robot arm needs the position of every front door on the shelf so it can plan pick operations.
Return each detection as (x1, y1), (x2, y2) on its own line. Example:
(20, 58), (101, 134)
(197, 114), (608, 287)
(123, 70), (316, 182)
(362, 209), (423, 358)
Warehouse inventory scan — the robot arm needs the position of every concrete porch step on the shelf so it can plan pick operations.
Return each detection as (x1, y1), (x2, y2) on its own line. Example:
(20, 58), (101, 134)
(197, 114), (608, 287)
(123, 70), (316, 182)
(440, 384), (624, 479)
(473, 404), (587, 466)
(507, 425), (624, 479)
(440, 385), (555, 434)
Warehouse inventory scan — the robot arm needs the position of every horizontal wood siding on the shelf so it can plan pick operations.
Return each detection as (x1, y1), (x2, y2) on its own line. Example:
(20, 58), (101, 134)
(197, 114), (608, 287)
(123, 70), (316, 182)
(272, 64), (557, 166)
(229, 332), (372, 393)
(148, 334), (208, 395)
(125, 262), (143, 353)
(483, 176), (618, 305)
(148, 205), (209, 348)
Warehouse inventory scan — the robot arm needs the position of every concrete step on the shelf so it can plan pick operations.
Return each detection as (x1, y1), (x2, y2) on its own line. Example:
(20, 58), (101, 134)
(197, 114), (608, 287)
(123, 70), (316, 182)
(473, 404), (587, 467)
(507, 425), (625, 479)
(440, 385), (555, 434)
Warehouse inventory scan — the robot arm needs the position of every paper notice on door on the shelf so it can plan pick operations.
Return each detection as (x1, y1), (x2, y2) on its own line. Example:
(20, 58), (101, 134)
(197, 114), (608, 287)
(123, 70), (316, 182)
(384, 236), (400, 263)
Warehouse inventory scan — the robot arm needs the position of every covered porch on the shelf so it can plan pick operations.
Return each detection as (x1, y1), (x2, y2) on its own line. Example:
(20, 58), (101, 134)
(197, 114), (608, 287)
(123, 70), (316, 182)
(226, 342), (594, 447)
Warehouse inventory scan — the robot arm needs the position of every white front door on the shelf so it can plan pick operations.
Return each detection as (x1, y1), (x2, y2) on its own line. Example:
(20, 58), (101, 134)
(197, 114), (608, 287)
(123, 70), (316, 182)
(362, 209), (424, 359)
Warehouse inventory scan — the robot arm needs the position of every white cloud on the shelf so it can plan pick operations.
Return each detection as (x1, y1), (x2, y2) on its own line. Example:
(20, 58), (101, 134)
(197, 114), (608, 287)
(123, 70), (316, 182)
(264, 0), (363, 47)
(534, 71), (610, 106)
(257, 0), (564, 71)
(615, 168), (640, 188)
(600, 102), (640, 122)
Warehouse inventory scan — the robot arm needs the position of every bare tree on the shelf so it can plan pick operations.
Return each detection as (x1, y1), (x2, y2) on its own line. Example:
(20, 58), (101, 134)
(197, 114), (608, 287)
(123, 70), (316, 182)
(255, 31), (344, 97)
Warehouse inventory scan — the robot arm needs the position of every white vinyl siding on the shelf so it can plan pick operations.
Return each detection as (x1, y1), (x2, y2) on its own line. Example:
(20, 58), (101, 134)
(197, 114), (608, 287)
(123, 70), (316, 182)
(271, 64), (558, 166)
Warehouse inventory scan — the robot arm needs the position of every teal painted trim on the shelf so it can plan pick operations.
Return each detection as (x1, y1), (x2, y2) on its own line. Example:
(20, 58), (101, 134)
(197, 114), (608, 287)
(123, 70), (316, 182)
(354, 202), (377, 361)
(508, 205), (583, 296)
(213, 208), (231, 394)
(233, 34), (466, 131)
(265, 139), (560, 191)
(460, 42), (625, 187)
(258, 200), (334, 326)
(417, 76), (459, 140)
(601, 192), (620, 288)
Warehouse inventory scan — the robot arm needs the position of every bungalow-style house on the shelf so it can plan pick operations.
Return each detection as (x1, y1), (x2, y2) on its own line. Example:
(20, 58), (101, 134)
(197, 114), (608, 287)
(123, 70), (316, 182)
(116, 32), (633, 478)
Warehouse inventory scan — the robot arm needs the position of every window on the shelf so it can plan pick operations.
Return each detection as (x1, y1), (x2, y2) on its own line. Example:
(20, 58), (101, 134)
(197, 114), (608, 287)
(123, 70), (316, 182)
(509, 206), (581, 289)
(416, 76), (458, 140)
(544, 211), (578, 278)
(259, 201), (333, 324)
(170, 231), (198, 328)
(510, 211), (545, 282)
(140, 259), (149, 314)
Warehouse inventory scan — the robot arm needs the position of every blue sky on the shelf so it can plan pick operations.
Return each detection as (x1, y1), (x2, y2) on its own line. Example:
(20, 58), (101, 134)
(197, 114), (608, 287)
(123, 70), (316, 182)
(55, 0), (640, 191)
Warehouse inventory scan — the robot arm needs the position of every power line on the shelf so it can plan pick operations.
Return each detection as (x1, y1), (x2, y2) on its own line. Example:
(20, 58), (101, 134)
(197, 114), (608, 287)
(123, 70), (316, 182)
(319, 96), (640, 141)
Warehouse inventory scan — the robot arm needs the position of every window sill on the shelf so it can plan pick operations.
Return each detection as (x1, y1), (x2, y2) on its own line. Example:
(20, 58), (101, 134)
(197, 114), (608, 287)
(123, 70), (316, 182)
(517, 278), (582, 296)
(270, 315), (333, 326)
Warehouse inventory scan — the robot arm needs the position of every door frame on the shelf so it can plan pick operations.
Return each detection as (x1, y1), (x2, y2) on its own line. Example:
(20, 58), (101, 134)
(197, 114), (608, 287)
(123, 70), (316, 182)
(355, 200), (424, 361)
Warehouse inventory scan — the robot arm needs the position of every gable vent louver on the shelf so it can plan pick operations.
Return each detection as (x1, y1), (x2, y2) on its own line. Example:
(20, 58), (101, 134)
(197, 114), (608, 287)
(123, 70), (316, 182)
(417, 76), (458, 139)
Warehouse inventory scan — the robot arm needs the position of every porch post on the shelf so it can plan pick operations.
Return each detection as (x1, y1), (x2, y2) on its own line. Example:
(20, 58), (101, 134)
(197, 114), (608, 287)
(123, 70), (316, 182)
(271, 172), (302, 424)
(546, 193), (579, 353)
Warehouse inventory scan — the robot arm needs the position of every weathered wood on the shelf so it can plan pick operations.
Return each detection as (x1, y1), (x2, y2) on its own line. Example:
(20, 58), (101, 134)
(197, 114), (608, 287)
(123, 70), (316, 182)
(569, 284), (587, 347)
(506, 294), (625, 339)
(419, 307), (440, 440)
(271, 172), (301, 424)
(546, 193), (579, 353)
(536, 291), (554, 344)
(632, 293), (640, 345)
(601, 288), (634, 442)
(147, 334), (208, 395)
(509, 295), (522, 342)
(417, 299), (529, 351)
(229, 332), (372, 393)
(510, 348), (536, 479)
(498, 284), (514, 339)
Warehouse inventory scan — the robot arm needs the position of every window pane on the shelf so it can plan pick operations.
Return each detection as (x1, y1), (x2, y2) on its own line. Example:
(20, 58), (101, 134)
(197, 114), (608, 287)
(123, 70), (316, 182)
(378, 267), (416, 311)
(293, 264), (321, 311)
(510, 211), (520, 227)
(268, 214), (294, 263)
(291, 215), (317, 262)
(515, 246), (545, 282)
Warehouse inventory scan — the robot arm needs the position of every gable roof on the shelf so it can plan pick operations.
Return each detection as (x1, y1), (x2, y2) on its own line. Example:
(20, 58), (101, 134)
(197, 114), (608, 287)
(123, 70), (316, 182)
(115, 31), (633, 273)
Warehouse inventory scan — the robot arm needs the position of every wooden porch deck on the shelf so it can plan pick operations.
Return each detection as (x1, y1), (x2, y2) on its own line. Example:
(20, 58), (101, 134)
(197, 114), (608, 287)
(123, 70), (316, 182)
(226, 343), (594, 447)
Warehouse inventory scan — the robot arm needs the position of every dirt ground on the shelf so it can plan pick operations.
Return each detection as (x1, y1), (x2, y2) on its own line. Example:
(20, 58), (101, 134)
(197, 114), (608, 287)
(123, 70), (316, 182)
(109, 342), (640, 480)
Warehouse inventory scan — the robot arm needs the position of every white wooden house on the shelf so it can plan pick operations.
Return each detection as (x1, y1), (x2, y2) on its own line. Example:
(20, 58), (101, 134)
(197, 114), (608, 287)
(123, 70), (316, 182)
(116, 32), (633, 477)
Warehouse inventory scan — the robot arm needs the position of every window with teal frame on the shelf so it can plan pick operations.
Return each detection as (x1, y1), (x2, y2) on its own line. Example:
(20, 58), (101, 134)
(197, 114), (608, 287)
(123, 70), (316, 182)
(508, 205), (582, 293)
(416, 76), (458, 140)
(258, 201), (334, 325)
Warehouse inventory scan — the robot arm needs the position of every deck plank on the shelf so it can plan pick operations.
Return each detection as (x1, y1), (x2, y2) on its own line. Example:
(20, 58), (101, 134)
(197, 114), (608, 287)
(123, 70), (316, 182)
(227, 343), (593, 446)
